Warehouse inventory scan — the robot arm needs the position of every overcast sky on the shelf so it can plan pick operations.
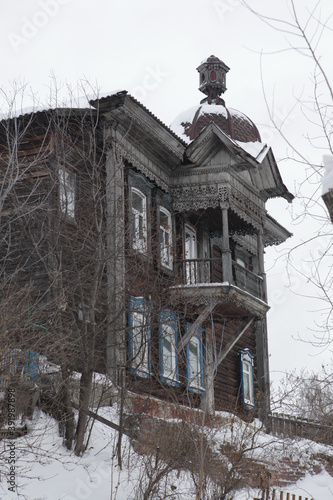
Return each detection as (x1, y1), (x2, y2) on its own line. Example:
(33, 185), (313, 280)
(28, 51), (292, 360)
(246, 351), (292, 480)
(1, 0), (332, 390)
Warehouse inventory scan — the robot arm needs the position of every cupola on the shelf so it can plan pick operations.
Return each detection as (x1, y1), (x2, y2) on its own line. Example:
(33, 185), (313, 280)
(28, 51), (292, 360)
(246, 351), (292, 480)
(197, 55), (230, 105)
(170, 56), (261, 144)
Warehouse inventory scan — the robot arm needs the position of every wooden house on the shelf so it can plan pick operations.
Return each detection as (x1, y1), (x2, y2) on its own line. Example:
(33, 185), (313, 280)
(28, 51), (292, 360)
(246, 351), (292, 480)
(0, 55), (293, 418)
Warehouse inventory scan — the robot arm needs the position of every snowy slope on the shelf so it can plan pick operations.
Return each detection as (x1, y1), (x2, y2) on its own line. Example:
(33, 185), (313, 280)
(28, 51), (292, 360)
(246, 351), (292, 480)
(1, 406), (333, 500)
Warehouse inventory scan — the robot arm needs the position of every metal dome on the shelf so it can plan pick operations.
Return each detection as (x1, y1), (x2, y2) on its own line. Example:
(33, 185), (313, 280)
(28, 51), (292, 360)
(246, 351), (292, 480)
(171, 56), (261, 144)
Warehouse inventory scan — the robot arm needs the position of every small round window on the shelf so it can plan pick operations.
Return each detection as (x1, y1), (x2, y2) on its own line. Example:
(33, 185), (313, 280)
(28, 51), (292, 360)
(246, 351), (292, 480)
(210, 71), (217, 82)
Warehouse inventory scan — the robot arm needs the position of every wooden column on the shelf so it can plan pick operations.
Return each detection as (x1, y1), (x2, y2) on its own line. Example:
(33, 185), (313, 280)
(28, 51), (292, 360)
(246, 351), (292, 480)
(257, 228), (267, 302)
(201, 325), (215, 416)
(105, 136), (127, 387)
(256, 228), (270, 418)
(221, 202), (232, 283)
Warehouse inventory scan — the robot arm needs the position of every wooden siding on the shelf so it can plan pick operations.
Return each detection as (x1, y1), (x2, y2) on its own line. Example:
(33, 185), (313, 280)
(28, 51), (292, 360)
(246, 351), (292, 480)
(212, 318), (256, 412)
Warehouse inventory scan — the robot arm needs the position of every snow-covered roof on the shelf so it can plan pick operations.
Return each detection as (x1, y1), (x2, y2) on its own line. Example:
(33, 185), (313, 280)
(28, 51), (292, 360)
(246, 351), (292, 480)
(170, 102), (262, 144)
(0, 90), (125, 121)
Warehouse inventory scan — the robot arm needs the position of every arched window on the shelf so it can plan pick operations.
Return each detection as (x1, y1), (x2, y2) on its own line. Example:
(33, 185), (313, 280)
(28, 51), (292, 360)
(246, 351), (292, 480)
(159, 207), (173, 269)
(131, 188), (147, 253)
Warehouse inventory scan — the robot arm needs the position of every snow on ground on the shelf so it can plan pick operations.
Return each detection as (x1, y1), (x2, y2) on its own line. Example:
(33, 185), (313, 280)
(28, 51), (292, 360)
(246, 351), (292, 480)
(1, 406), (333, 499)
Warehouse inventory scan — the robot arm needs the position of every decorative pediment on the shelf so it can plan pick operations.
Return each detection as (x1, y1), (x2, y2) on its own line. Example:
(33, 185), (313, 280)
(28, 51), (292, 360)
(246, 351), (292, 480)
(185, 122), (259, 171)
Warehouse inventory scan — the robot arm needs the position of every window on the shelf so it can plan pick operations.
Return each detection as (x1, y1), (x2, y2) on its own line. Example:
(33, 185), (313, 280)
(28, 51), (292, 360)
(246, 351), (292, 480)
(132, 188), (147, 253)
(236, 257), (246, 268)
(159, 311), (179, 386)
(59, 167), (75, 218)
(185, 324), (204, 393)
(159, 207), (173, 269)
(184, 224), (197, 284)
(240, 349), (255, 408)
(128, 297), (150, 377)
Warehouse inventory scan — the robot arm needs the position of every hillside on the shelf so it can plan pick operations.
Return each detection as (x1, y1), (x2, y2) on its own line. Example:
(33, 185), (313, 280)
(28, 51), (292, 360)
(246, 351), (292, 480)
(1, 397), (333, 500)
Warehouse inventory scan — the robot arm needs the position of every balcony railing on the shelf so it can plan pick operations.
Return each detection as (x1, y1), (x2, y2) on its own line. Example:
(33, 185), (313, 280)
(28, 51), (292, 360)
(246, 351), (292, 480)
(174, 258), (264, 300)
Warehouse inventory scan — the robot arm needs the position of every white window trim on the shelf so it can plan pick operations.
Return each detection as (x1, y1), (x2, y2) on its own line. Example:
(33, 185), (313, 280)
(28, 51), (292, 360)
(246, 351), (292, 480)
(128, 297), (150, 377)
(131, 187), (147, 254)
(59, 167), (75, 218)
(159, 207), (173, 269)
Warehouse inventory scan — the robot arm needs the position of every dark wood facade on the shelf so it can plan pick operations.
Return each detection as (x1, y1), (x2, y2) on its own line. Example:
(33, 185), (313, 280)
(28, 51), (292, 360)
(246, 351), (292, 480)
(0, 63), (293, 418)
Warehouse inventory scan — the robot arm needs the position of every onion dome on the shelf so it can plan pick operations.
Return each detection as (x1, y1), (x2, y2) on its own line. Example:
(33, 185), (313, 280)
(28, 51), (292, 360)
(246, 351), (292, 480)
(171, 55), (261, 144)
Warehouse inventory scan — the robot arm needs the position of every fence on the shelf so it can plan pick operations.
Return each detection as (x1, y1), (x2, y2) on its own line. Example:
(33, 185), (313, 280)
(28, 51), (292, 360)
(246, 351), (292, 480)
(255, 492), (313, 500)
(267, 412), (333, 446)
(0, 349), (39, 391)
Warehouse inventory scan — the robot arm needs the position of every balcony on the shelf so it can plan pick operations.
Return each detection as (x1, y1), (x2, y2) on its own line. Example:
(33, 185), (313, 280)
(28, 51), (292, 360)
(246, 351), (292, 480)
(172, 259), (267, 316)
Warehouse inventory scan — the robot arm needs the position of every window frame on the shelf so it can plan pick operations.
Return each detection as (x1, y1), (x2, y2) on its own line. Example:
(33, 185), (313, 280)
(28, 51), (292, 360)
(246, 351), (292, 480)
(184, 323), (205, 394)
(59, 166), (76, 219)
(131, 187), (147, 254)
(128, 296), (151, 378)
(159, 311), (179, 387)
(159, 207), (173, 270)
(239, 348), (255, 409)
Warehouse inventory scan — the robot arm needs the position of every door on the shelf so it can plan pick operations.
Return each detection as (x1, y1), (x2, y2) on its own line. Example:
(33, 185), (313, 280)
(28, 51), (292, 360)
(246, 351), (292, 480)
(184, 224), (197, 284)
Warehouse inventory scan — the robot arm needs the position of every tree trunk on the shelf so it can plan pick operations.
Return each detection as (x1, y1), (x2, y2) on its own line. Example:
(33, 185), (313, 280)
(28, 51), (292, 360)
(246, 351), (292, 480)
(74, 368), (93, 456)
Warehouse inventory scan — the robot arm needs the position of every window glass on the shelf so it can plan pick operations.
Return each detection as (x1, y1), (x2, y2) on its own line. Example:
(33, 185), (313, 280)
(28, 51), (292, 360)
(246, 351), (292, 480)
(162, 324), (175, 379)
(59, 167), (75, 218)
(184, 224), (197, 284)
(185, 325), (204, 393)
(159, 208), (172, 269)
(159, 312), (178, 386)
(132, 188), (147, 253)
(129, 297), (150, 377)
(240, 349), (255, 408)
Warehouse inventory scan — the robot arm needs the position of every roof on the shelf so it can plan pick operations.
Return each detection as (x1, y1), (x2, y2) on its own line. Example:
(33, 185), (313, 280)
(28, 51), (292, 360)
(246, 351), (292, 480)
(170, 102), (261, 143)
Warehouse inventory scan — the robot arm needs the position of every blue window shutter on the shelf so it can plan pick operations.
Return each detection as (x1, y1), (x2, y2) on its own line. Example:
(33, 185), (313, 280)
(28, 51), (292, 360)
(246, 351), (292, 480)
(158, 311), (179, 387)
(128, 296), (151, 378)
(239, 348), (255, 409)
(24, 350), (39, 383)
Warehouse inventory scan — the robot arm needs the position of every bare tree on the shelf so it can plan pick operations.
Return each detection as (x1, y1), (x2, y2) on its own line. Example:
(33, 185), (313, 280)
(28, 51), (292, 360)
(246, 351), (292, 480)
(241, 0), (333, 349)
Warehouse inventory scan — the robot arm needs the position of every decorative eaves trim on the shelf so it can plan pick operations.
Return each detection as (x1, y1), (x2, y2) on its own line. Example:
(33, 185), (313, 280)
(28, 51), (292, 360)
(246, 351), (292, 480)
(172, 182), (265, 229)
(115, 144), (169, 192)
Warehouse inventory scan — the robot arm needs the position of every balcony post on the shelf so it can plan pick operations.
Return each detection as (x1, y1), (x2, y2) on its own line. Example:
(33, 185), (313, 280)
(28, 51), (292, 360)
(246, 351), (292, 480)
(257, 229), (267, 302)
(221, 202), (232, 283)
